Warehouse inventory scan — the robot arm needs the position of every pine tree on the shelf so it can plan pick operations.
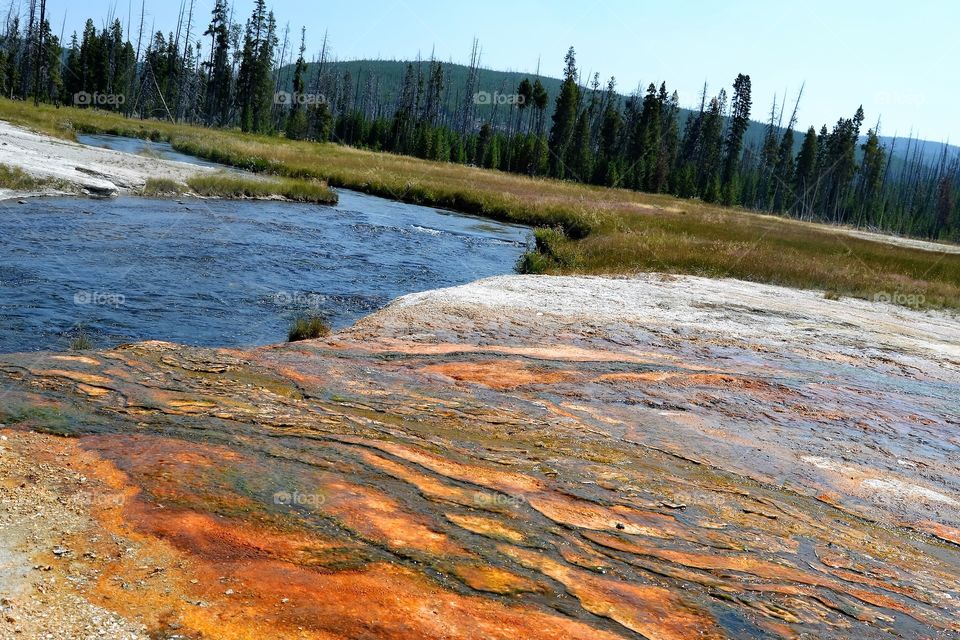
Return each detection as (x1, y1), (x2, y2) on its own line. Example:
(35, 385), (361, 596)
(722, 74), (752, 202)
(423, 57), (443, 126)
(653, 86), (679, 193)
(253, 11), (277, 132)
(236, 0), (274, 133)
(771, 126), (795, 212)
(516, 78), (533, 134)
(771, 89), (803, 212)
(37, 19), (62, 103)
(476, 122), (492, 166)
(793, 127), (818, 217)
(675, 83), (708, 197)
(285, 27), (308, 139)
(635, 83), (661, 191)
(203, 0), (232, 125)
(855, 128), (886, 227)
(2, 16), (23, 98)
(63, 32), (82, 100)
(547, 47), (580, 178)
(756, 95), (781, 209)
(391, 63), (417, 152)
(566, 110), (593, 182)
(698, 91), (726, 201)
(823, 106), (865, 222)
(593, 77), (622, 185)
(530, 78), (549, 175)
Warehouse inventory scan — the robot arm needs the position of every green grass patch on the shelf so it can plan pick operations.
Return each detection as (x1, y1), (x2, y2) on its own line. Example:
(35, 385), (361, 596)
(0, 163), (69, 192)
(287, 315), (331, 342)
(0, 163), (42, 189)
(186, 172), (336, 203)
(142, 177), (187, 197)
(2, 406), (72, 434)
(517, 226), (581, 273)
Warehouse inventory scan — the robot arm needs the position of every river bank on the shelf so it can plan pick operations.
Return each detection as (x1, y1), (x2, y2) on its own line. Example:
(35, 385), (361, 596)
(0, 120), (335, 204)
(0, 120), (212, 199)
(2, 99), (958, 310)
(0, 192), (529, 352)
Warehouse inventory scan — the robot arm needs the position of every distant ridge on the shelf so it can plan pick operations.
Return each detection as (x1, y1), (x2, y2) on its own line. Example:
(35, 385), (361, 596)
(281, 58), (958, 166)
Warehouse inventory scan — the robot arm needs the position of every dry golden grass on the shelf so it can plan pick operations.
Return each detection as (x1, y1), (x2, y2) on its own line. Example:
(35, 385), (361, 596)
(3, 98), (958, 309)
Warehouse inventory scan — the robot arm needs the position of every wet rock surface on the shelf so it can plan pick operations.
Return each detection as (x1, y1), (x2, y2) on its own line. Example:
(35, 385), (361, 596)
(0, 121), (212, 199)
(0, 274), (958, 639)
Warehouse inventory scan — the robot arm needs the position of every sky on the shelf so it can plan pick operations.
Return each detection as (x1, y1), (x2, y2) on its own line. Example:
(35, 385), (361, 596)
(47, 0), (959, 142)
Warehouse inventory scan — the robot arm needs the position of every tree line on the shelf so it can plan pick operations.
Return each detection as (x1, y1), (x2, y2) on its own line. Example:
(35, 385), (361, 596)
(1, 0), (957, 240)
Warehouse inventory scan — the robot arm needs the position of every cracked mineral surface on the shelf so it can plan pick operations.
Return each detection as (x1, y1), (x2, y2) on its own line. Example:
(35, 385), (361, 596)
(1, 273), (958, 639)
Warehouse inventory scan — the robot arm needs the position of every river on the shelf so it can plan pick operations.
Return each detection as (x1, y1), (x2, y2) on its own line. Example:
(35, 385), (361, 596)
(0, 138), (529, 351)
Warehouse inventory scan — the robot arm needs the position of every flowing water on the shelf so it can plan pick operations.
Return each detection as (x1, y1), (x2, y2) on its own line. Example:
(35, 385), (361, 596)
(76, 132), (229, 168)
(0, 187), (528, 352)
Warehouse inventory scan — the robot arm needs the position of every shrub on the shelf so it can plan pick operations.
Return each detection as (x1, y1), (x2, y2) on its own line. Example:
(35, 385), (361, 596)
(516, 226), (580, 274)
(516, 248), (553, 274)
(287, 315), (331, 342)
(70, 333), (92, 350)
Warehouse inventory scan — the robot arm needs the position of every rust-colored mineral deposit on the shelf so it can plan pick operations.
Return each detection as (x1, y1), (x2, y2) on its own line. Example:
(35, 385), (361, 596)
(1, 274), (958, 638)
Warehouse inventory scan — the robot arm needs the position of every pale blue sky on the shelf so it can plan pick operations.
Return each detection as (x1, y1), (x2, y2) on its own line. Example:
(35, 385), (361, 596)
(49, 0), (958, 142)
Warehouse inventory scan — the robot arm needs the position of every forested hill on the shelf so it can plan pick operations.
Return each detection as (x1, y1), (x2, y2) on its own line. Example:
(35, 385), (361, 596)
(280, 58), (957, 166)
(11, 0), (952, 240)
(279, 58), (773, 149)
(278, 59), (566, 131)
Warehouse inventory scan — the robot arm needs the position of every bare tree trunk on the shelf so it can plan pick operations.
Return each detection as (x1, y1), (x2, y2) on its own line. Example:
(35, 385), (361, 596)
(32, 0), (45, 105)
(175, 0), (195, 120)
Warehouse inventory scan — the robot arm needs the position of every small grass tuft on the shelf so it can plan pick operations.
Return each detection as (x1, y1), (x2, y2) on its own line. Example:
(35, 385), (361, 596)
(287, 315), (331, 342)
(70, 333), (92, 351)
